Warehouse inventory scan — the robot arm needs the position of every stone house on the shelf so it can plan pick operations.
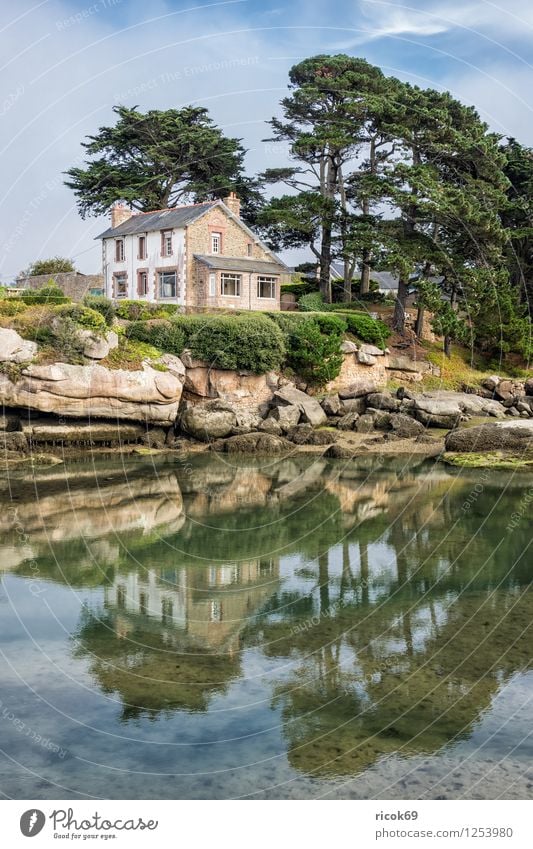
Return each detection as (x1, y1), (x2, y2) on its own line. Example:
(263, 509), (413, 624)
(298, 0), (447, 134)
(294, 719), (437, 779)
(17, 271), (104, 302)
(96, 193), (288, 310)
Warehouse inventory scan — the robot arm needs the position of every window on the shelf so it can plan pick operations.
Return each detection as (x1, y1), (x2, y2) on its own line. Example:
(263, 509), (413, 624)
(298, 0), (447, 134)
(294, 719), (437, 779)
(115, 239), (124, 262)
(209, 273), (216, 297)
(137, 271), (148, 297)
(257, 275), (277, 299)
(158, 270), (178, 299)
(161, 230), (173, 256)
(220, 273), (241, 297)
(247, 242), (253, 257)
(89, 287), (104, 296)
(113, 273), (128, 299)
(211, 232), (221, 254)
(138, 235), (147, 259)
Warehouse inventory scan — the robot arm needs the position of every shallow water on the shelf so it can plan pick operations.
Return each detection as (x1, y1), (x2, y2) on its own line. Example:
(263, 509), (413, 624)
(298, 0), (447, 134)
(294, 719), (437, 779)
(0, 451), (532, 799)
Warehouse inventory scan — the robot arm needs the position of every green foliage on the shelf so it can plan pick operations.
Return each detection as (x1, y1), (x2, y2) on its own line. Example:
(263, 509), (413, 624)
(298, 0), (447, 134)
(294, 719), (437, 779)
(52, 303), (107, 334)
(50, 318), (86, 363)
(280, 317), (344, 386)
(339, 312), (389, 348)
(126, 320), (186, 357)
(83, 295), (115, 327)
(298, 291), (325, 311)
(64, 104), (260, 221)
(0, 299), (27, 316)
(115, 300), (180, 321)
(176, 314), (286, 373)
(280, 279), (317, 296)
(465, 270), (531, 360)
(21, 284), (70, 305)
(22, 257), (75, 276)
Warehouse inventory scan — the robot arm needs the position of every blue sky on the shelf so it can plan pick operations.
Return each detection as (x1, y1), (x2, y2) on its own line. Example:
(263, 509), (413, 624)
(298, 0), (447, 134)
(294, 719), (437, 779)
(1, 0), (532, 277)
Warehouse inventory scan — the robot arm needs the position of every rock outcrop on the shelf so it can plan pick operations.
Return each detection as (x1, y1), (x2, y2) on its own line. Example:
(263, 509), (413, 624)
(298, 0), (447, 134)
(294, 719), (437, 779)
(180, 399), (237, 441)
(445, 421), (533, 453)
(0, 328), (37, 363)
(0, 360), (184, 423)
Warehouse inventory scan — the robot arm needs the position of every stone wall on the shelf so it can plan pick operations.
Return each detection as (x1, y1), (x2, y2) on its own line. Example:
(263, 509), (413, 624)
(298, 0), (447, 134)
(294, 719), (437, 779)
(17, 272), (104, 302)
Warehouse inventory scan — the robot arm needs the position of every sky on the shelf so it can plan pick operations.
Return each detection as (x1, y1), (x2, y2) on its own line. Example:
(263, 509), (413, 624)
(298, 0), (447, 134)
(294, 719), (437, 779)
(1, 0), (532, 279)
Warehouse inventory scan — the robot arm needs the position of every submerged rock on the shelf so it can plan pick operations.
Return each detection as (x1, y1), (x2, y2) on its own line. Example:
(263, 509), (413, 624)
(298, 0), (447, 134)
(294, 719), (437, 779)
(209, 432), (293, 454)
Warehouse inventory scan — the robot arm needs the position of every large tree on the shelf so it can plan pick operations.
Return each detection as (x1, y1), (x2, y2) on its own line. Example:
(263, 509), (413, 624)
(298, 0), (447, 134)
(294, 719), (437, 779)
(65, 105), (259, 221)
(500, 138), (533, 308)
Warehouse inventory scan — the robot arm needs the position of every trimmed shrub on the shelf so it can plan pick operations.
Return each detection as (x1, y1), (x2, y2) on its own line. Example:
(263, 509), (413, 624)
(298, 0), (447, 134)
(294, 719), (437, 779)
(83, 295), (115, 327)
(268, 311), (344, 386)
(339, 312), (389, 348)
(126, 319), (186, 356)
(174, 314), (286, 373)
(20, 284), (69, 305)
(298, 291), (325, 312)
(115, 300), (181, 321)
(52, 304), (107, 334)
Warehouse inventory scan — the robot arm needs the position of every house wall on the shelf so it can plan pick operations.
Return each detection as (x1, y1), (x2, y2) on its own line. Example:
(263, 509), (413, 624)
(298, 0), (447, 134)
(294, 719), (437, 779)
(186, 206), (285, 311)
(103, 227), (186, 304)
(18, 272), (104, 302)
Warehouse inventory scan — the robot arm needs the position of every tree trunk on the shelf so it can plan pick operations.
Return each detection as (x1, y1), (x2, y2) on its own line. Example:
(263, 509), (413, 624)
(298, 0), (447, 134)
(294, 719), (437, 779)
(360, 250), (371, 295)
(319, 226), (332, 303)
(393, 276), (409, 333)
(415, 304), (425, 338)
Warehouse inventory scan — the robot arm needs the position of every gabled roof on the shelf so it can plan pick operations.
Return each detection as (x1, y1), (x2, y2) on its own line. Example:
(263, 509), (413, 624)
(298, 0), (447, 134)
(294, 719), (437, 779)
(96, 201), (217, 239)
(194, 255), (287, 274)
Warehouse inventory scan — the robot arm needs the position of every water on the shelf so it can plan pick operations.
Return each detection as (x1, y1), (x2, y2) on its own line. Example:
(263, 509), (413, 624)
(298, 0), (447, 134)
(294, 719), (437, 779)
(0, 452), (532, 799)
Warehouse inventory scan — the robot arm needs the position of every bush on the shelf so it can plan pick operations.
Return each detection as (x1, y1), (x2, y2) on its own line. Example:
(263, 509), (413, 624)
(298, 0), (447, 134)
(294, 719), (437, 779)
(339, 312), (389, 348)
(21, 284), (69, 305)
(298, 292), (325, 312)
(126, 319), (186, 356)
(115, 300), (180, 321)
(83, 295), (115, 327)
(268, 311), (344, 385)
(174, 314), (285, 373)
(52, 304), (107, 334)
(0, 299), (27, 316)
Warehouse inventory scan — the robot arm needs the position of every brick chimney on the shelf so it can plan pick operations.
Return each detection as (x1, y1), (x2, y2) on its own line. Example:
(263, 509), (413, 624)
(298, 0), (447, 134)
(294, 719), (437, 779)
(224, 191), (241, 218)
(111, 203), (133, 229)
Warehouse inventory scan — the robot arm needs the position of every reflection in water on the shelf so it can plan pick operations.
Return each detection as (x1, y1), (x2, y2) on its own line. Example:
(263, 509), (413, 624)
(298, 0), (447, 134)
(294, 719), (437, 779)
(1, 454), (532, 798)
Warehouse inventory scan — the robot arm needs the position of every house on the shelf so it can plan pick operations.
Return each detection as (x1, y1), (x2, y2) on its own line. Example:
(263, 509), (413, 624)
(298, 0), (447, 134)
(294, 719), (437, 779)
(96, 193), (288, 310)
(17, 271), (104, 302)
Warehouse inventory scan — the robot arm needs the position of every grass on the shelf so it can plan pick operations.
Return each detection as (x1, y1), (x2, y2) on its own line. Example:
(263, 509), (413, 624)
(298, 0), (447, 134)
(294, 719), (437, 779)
(419, 343), (516, 391)
(101, 338), (164, 371)
(443, 451), (533, 469)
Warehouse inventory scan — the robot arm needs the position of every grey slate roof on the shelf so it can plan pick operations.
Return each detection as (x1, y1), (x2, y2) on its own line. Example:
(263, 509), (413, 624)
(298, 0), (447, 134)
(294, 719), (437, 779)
(194, 255), (287, 274)
(96, 202), (217, 238)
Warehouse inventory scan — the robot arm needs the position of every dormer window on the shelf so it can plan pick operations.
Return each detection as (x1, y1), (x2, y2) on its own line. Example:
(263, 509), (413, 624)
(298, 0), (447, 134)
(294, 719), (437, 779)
(161, 230), (173, 257)
(115, 239), (124, 262)
(211, 232), (221, 254)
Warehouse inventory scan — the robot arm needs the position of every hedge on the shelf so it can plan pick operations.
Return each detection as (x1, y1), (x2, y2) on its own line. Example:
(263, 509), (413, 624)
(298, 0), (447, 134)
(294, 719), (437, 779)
(53, 303), (107, 334)
(83, 295), (115, 327)
(115, 299), (180, 321)
(20, 284), (70, 305)
(126, 320), (186, 357)
(268, 311), (345, 385)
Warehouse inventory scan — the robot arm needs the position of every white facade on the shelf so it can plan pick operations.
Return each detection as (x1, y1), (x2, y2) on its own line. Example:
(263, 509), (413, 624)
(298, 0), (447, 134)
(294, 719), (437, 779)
(103, 226), (186, 304)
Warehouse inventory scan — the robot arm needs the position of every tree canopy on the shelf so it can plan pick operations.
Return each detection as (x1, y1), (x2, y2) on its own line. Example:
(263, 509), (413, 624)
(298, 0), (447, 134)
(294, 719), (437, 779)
(21, 257), (75, 277)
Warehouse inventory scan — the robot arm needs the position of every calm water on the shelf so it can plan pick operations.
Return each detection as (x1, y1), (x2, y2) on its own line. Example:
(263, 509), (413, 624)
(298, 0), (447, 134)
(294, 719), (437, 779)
(1, 451), (532, 800)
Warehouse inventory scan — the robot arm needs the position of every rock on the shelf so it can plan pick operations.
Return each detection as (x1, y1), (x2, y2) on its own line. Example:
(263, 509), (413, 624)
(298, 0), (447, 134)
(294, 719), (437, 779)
(258, 417), (283, 436)
(357, 350), (377, 366)
(337, 412), (360, 430)
(389, 413), (426, 438)
(340, 397), (366, 414)
(180, 399), (237, 442)
(0, 431), (28, 452)
(320, 394), (342, 416)
(412, 391), (504, 429)
(506, 407), (521, 417)
(234, 409), (262, 432)
(184, 363), (277, 409)
(180, 348), (205, 369)
(521, 411), (530, 418)
(445, 421), (533, 453)
(525, 378), (533, 397)
(273, 386), (327, 427)
(495, 379), (524, 402)
(323, 443), (355, 459)
(25, 420), (146, 445)
(396, 386), (415, 401)
(141, 427), (168, 449)
(338, 380), (377, 399)
(366, 392), (401, 412)
(271, 404), (301, 431)
(209, 432), (293, 454)
(79, 330), (119, 360)
(387, 356), (431, 374)
(160, 353), (186, 380)
(482, 375), (500, 392)
(0, 362), (183, 423)
(286, 425), (337, 445)
(356, 414), (376, 433)
(516, 401), (533, 415)
(0, 413), (21, 432)
(0, 328), (37, 363)
(367, 409), (392, 430)
(340, 340), (358, 354)
(359, 343), (384, 357)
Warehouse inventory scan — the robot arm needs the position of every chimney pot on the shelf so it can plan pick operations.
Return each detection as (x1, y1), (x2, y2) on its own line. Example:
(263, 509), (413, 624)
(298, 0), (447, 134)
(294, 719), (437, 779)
(224, 192), (241, 218)
(111, 203), (133, 229)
